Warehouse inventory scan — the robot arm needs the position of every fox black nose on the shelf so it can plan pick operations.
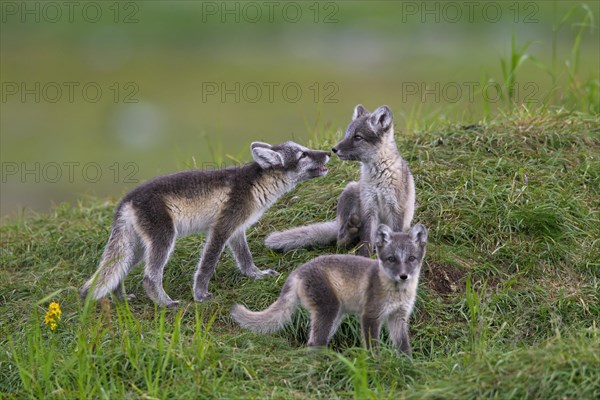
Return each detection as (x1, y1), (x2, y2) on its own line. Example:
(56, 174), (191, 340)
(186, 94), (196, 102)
(399, 274), (408, 280)
(332, 147), (338, 154)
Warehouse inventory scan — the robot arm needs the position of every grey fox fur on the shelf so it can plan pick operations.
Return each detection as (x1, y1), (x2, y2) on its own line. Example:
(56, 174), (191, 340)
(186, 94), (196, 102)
(80, 141), (330, 307)
(233, 224), (427, 355)
(265, 104), (415, 256)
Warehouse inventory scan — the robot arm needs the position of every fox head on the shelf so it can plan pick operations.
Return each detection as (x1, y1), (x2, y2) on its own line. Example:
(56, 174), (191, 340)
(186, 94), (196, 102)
(332, 104), (395, 163)
(251, 141), (330, 182)
(374, 224), (427, 284)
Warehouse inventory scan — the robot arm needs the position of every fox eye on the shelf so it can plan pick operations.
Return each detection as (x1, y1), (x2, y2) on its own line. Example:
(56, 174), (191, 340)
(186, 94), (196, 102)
(387, 256), (396, 263)
(354, 135), (363, 141)
(408, 256), (416, 262)
(299, 152), (308, 159)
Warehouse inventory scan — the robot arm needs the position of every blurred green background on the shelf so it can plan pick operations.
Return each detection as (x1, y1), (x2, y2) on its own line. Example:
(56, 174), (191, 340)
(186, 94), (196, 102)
(1, 0), (598, 217)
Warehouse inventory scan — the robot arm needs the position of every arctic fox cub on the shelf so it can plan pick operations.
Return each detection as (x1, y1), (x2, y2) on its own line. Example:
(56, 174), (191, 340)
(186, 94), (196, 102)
(233, 224), (427, 355)
(81, 141), (330, 306)
(266, 105), (415, 256)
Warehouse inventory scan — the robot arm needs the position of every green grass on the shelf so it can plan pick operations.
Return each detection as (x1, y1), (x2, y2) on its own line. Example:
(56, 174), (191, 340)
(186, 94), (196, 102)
(1, 109), (599, 399)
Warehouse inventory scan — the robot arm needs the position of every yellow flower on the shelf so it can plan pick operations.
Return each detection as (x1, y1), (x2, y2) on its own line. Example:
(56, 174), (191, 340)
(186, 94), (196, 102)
(49, 302), (62, 318)
(44, 302), (62, 331)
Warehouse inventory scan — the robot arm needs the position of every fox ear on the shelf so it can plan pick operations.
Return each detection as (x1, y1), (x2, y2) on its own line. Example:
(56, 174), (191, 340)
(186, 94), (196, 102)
(352, 104), (368, 120)
(252, 146), (284, 169)
(250, 141), (272, 150)
(375, 224), (393, 248)
(369, 105), (393, 133)
(409, 224), (428, 247)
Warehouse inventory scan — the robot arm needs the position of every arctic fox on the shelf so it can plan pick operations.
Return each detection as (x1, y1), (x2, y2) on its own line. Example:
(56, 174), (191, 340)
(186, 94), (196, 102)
(234, 224), (427, 355)
(81, 141), (330, 306)
(265, 105), (415, 256)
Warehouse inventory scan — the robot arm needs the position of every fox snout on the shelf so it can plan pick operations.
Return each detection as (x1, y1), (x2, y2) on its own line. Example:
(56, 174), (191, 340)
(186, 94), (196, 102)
(331, 143), (346, 154)
(313, 150), (331, 167)
(331, 143), (357, 161)
(304, 150), (331, 178)
(391, 272), (411, 283)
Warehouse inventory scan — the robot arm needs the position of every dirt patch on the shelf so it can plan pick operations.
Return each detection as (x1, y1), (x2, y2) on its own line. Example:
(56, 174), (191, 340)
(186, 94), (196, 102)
(423, 261), (467, 295)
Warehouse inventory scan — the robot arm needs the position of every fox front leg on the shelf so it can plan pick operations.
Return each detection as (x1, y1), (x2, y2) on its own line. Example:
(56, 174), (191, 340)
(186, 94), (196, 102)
(357, 214), (377, 257)
(361, 314), (382, 352)
(336, 182), (362, 248)
(388, 313), (411, 356)
(228, 230), (278, 278)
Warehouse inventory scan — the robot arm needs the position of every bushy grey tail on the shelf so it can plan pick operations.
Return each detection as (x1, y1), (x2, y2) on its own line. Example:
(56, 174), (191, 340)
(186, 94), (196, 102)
(264, 221), (337, 252)
(231, 275), (300, 334)
(80, 209), (140, 300)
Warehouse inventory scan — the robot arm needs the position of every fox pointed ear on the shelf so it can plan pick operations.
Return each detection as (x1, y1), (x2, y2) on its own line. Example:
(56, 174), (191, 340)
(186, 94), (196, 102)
(375, 224), (393, 248)
(369, 105), (393, 133)
(250, 141), (272, 150)
(352, 104), (368, 120)
(409, 224), (428, 247)
(251, 145), (284, 169)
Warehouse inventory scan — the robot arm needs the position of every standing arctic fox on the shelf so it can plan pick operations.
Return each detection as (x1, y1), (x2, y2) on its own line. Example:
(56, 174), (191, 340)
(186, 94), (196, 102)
(81, 141), (330, 307)
(233, 224), (427, 355)
(265, 104), (415, 256)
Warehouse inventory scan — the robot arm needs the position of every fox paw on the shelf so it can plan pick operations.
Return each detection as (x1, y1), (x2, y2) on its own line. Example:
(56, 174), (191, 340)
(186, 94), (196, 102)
(341, 214), (361, 234)
(245, 267), (279, 279)
(165, 300), (180, 308)
(338, 214), (362, 247)
(347, 214), (361, 232)
(112, 292), (136, 303)
(194, 292), (213, 303)
(154, 298), (180, 308)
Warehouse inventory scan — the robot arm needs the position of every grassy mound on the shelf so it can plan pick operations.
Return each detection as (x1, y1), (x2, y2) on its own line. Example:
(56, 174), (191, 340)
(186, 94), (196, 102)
(1, 110), (599, 399)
